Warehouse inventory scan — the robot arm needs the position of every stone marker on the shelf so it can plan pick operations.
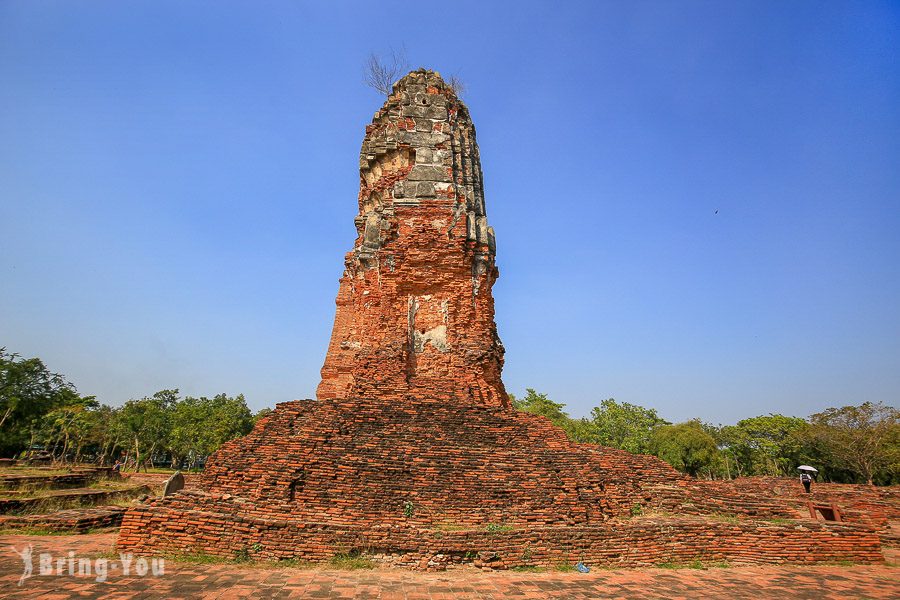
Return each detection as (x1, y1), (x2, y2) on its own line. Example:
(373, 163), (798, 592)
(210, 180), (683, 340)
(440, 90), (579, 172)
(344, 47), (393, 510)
(162, 471), (184, 497)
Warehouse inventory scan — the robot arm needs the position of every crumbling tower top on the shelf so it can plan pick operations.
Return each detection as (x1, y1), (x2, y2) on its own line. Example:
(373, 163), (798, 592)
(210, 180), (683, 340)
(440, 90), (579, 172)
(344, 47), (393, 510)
(316, 69), (507, 406)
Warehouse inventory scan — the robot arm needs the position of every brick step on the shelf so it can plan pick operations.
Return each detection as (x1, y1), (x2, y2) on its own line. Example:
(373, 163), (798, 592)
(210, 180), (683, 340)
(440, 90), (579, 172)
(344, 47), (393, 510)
(0, 505), (125, 532)
(0, 485), (151, 514)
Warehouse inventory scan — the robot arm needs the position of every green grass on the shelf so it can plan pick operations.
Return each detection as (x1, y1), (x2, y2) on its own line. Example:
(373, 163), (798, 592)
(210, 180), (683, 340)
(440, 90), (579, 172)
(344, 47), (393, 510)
(327, 552), (375, 570)
(86, 480), (139, 490)
(511, 565), (545, 572)
(0, 468), (71, 477)
(0, 478), (135, 500)
(707, 513), (741, 524)
(628, 509), (678, 520)
(233, 548), (251, 562)
(554, 562), (577, 572)
(2, 485), (147, 515)
(821, 560), (859, 567)
(0, 526), (74, 536)
(688, 559), (706, 569)
(141, 467), (203, 474)
(0, 525), (119, 536)
(131, 548), (375, 571)
(157, 550), (320, 569)
(0, 486), (55, 500)
(484, 523), (514, 533)
(654, 559), (730, 570)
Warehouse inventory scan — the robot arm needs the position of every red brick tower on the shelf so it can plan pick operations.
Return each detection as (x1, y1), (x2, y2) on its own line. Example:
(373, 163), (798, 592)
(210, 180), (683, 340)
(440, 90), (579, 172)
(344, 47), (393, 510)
(115, 70), (886, 570)
(317, 69), (507, 407)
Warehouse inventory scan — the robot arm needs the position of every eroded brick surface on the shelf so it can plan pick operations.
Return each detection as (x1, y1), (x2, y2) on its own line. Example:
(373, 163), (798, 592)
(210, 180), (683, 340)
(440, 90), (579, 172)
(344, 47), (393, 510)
(316, 69), (506, 407)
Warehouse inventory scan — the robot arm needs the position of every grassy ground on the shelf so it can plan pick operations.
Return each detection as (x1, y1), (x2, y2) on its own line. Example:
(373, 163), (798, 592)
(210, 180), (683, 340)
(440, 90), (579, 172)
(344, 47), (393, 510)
(0, 467), (72, 477)
(0, 525), (119, 536)
(0, 479), (145, 500)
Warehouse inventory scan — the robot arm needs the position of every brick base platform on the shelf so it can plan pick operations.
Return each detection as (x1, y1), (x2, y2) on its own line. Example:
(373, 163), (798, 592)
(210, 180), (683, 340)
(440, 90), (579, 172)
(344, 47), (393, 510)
(116, 397), (890, 569)
(117, 506), (882, 569)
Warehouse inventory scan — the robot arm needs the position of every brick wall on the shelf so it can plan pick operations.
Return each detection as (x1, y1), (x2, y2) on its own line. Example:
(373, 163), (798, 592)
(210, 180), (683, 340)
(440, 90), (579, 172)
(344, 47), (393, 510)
(117, 503), (882, 569)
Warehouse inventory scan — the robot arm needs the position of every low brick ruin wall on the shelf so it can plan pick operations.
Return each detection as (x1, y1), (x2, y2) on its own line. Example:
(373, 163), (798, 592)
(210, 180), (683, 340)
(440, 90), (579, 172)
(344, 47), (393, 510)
(0, 485), (151, 514)
(729, 477), (900, 526)
(117, 503), (883, 570)
(0, 467), (120, 491)
(0, 506), (126, 532)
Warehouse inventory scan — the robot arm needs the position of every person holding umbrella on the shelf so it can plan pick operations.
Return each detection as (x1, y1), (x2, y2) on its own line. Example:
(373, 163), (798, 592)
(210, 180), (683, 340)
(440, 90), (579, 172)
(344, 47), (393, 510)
(798, 465), (818, 493)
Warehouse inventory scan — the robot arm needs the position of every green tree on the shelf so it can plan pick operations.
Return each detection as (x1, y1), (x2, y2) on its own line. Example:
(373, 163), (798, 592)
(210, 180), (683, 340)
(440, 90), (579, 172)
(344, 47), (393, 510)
(119, 390), (177, 471)
(203, 393), (254, 450)
(0, 348), (76, 457)
(168, 396), (204, 468)
(719, 414), (810, 477)
(510, 389), (597, 443)
(650, 419), (720, 477)
(92, 404), (127, 465)
(253, 407), (273, 425)
(805, 402), (899, 485)
(170, 393), (254, 468)
(589, 398), (669, 454)
(511, 389), (569, 424)
(38, 393), (101, 463)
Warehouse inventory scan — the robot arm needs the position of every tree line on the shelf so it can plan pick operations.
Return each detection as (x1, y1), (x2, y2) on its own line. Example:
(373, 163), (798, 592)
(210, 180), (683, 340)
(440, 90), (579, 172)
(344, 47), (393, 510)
(0, 348), (266, 470)
(2, 348), (897, 482)
(511, 390), (898, 485)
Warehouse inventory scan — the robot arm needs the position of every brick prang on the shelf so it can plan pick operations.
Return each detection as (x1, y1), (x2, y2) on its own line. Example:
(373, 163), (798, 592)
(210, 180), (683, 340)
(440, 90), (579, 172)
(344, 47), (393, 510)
(316, 69), (506, 407)
(115, 69), (897, 570)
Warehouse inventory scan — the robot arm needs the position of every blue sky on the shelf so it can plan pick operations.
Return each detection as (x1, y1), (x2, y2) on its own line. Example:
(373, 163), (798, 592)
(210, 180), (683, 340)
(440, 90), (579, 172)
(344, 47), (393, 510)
(1, 1), (898, 424)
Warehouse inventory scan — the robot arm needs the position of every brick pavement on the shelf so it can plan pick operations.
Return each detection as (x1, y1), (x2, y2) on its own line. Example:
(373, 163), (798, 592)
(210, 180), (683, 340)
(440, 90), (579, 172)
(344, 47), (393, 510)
(1, 533), (897, 599)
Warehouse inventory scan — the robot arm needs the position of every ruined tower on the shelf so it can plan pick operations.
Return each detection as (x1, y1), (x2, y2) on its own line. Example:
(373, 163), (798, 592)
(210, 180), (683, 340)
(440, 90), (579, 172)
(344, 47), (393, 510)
(317, 69), (507, 407)
(116, 70), (886, 570)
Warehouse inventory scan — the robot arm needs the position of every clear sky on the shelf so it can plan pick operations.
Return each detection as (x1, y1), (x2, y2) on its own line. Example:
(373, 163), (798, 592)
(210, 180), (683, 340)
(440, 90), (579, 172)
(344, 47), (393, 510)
(1, 1), (898, 424)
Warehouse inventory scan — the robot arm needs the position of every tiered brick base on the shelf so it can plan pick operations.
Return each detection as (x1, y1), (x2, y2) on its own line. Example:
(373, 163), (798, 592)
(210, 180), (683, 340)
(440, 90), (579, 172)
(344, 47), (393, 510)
(0, 485), (151, 514)
(0, 467), (119, 490)
(117, 506), (882, 569)
(117, 398), (887, 568)
(0, 506), (125, 532)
